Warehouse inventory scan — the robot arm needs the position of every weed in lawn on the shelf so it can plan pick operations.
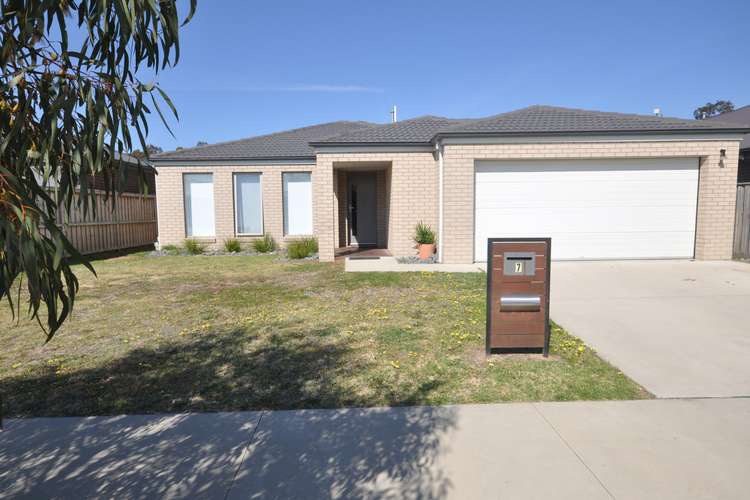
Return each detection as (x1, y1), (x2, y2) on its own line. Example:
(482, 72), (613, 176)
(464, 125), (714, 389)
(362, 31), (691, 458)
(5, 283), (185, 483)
(378, 327), (422, 352)
(339, 271), (411, 289)
(550, 322), (596, 362)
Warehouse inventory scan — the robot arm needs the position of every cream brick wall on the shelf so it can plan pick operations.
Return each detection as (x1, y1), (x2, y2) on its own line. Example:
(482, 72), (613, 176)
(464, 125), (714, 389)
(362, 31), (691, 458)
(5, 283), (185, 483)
(155, 163), (314, 249)
(376, 169), (389, 248)
(442, 140), (740, 263)
(335, 170), (348, 247)
(315, 152), (438, 261)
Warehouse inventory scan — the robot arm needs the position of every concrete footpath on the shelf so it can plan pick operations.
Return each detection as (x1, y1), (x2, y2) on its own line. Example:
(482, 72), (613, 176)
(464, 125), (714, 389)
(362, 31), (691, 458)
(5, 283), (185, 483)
(2, 398), (749, 499)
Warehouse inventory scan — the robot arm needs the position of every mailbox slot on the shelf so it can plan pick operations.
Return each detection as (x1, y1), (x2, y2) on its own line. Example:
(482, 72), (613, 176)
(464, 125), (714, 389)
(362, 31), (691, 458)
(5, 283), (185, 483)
(500, 294), (541, 312)
(503, 252), (536, 276)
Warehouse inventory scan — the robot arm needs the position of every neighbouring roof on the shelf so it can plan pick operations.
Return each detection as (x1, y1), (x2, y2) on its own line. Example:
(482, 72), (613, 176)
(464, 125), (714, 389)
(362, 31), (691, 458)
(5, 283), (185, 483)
(116, 152), (154, 170)
(706, 105), (750, 149)
(154, 106), (750, 162)
(154, 121), (374, 161)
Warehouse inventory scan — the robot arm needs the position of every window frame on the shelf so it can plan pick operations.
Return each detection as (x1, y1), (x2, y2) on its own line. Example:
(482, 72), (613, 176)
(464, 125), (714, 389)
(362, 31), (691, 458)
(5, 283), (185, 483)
(182, 172), (216, 238)
(282, 171), (314, 236)
(232, 172), (265, 237)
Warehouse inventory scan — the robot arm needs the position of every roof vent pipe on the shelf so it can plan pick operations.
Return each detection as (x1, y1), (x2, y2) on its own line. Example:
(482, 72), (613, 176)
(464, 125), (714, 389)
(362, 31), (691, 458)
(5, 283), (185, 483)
(653, 107), (662, 117)
(391, 105), (398, 123)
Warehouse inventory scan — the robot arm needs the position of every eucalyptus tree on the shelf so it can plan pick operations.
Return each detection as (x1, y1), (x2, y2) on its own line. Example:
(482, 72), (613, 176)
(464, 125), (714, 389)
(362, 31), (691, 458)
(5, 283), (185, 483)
(0, 0), (196, 340)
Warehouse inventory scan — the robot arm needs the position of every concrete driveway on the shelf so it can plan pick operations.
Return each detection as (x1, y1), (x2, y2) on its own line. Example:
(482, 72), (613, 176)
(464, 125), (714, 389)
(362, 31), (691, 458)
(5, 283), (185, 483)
(551, 260), (750, 398)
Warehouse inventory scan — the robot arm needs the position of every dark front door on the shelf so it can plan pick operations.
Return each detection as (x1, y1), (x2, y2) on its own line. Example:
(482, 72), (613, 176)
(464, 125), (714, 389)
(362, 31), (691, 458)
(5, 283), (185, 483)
(348, 172), (377, 246)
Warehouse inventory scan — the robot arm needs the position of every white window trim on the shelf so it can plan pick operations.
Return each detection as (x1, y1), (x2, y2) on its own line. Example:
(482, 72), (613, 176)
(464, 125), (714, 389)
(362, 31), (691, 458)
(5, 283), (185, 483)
(233, 172), (264, 237)
(282, 171), (314, 237)
(183, 172), (215, 238)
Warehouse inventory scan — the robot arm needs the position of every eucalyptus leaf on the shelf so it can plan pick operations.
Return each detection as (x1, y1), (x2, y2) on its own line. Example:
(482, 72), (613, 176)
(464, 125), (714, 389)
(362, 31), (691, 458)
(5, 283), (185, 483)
(0, 0), (196, 340)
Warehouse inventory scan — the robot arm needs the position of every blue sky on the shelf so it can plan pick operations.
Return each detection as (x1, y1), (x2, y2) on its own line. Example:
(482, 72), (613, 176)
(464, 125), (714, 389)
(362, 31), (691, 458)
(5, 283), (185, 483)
(149, 0), (750, 151)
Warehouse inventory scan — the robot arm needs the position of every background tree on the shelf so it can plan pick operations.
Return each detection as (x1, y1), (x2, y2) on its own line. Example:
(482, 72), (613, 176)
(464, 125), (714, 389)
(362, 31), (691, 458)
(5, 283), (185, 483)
(0, 1), (196, 340)
(131, 144), (164, 160)
(196, 140), (207, 146)
(694, 100), (735, 119)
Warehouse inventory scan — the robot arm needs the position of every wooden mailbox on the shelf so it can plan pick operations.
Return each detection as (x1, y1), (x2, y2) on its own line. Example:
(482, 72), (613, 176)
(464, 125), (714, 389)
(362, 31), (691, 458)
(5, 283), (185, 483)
(485, 238), (551, 356)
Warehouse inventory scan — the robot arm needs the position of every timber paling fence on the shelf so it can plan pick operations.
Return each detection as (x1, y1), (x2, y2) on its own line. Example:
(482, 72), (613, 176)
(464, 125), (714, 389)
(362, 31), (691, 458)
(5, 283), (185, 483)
(735, 183), (750, 260)
(57, 191), (158, 255)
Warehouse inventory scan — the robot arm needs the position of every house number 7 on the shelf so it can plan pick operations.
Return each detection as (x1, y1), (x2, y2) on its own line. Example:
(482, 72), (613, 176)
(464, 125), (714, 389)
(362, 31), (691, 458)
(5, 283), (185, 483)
(514, 262), (524, 273)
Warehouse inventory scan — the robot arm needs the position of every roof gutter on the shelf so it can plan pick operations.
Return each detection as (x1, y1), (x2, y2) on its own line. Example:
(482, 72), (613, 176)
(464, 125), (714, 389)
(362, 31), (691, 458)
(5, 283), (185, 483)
(431, 127), (750, 142)
(309, 141), (430, 148)
(151, 156), (317, 167)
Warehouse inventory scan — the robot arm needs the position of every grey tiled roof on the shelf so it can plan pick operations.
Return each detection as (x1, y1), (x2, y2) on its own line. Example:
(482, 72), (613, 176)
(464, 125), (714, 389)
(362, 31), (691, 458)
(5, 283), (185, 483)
(311, 116), (471, 144)
(154, 121), (374, 161)
(154, 106), (750, 162)
(706, 105), (750, 149)
(441, 105), (749, 136)
(314, 106), (748, 145)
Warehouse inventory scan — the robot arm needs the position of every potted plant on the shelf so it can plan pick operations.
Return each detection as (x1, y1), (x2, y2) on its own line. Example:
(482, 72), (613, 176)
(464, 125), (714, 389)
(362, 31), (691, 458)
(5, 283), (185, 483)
(413, 221), (437, 260)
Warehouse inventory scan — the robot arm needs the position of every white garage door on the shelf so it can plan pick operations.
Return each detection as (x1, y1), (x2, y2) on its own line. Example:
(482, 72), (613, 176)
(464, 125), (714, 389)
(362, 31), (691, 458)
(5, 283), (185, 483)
(474, 158), (699, 261)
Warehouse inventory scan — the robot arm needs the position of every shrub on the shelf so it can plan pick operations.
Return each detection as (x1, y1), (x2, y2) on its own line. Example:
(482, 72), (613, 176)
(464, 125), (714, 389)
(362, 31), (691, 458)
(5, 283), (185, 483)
(413, 221), (436, 245)
(252, 233), (277, 253)
(287, 238), (318, 259)
(161, 244), (181, 256)
(224, 238), (242, 253)
(184, 238), (205, 255)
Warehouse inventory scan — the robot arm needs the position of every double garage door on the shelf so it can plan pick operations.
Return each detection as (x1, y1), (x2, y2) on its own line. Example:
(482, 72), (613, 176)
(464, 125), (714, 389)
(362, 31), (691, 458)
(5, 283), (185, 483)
(474, 158), (699, 261)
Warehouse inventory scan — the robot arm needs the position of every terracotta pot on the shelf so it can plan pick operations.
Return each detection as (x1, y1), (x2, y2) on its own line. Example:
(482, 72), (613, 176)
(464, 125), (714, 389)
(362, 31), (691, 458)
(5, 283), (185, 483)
(418, 243), (436, 260)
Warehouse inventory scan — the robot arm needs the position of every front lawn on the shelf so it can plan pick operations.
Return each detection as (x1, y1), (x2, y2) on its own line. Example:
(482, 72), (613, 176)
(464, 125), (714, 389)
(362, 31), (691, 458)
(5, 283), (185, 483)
(0, 254), (649, 416)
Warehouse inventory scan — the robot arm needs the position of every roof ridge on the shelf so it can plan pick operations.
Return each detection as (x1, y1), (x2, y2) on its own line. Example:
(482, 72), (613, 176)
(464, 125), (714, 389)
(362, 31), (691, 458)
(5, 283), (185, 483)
(524, 105), (700, 123)
(438, 106), (535, 133)
(404, 114), (458, 121)
(434, 104), (749, 140)
(320, 115), (476, 144)
(312, 115), (461, 144)
(154, 120), (374, 157)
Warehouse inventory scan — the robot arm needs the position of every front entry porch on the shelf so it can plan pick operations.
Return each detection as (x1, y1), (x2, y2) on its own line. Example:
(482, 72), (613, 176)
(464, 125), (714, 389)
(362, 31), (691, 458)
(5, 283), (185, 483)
(333, 162), (390, 253)
(334, 246), (392, 261)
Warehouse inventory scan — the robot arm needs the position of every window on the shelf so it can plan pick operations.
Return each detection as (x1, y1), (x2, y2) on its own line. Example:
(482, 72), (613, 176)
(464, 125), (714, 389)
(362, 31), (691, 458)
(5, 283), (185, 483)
(283, 172), (313, 235)
(234, 173), (263, 235)
(183, 173), (215, 237)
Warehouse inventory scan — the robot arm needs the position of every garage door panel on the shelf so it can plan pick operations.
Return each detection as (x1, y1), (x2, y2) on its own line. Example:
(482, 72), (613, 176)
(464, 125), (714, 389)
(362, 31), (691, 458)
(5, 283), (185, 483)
(476, 158), (697, 174)
(476, 193), (697, 208)
(476, 183), (698, 208)
(537, 233), (695, 260)
(474, 159), (699, 261)
(476, 206), (697, 232)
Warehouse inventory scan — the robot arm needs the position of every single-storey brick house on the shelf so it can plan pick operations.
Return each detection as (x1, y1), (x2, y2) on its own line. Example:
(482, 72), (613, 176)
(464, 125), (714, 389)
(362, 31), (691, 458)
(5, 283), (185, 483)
(152, 105), (749, 263)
